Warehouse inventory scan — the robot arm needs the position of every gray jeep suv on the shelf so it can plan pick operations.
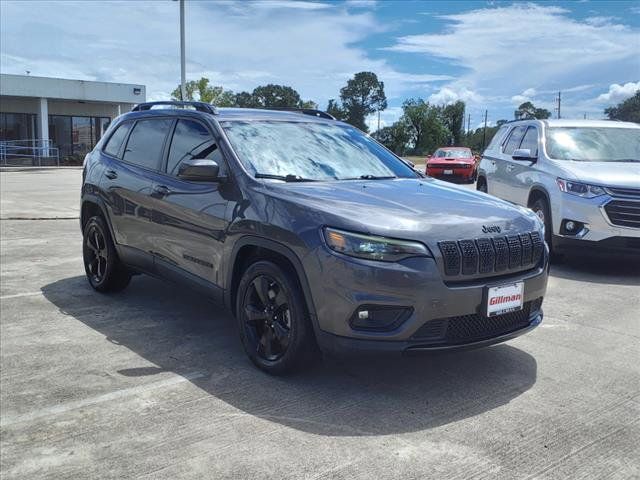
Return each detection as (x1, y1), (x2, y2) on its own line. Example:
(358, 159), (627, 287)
(81, 101), (549, 374)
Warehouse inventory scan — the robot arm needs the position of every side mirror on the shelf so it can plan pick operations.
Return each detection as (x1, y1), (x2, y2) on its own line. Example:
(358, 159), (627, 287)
(178, 159), (221, 182)
(512, 148), (537, 162)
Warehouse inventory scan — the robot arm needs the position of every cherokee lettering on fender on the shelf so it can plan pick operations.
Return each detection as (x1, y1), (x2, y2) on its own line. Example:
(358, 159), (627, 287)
(482, 225), (501, 234)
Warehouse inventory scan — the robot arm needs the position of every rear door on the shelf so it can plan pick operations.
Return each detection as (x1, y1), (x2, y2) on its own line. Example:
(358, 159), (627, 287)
(149, 117), (231, 289)
(491, 125), (527, 201)
(101, 117), (173, 269)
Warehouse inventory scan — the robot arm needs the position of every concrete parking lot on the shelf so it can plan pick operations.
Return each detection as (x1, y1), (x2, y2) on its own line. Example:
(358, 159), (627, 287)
(1, 169), (639, 479)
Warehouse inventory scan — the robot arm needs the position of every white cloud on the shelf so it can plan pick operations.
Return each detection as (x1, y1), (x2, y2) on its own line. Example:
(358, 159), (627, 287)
(511, 88), (537, 105)
(0, 0), (445, 107)
(596, 81), (640, 103)
(429, 86), (480, 105)
(386, 3), (639, 117)
(365, 106), (403, 132)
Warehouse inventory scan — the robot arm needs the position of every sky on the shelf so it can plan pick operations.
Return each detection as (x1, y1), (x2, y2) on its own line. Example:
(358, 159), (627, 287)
(1, 0), (639, 131)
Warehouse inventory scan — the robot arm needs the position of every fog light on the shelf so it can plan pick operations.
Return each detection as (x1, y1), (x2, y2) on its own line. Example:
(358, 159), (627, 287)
(560, 219), (585, 236)
(350, 305), (413, 332)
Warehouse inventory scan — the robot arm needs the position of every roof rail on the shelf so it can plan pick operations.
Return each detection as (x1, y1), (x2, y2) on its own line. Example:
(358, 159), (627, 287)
(269, 107), (336, 120)
(131, 101), (218, 115)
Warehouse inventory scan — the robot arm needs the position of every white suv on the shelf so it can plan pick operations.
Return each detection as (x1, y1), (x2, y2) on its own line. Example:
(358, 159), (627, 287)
(477, 119), (640, 254)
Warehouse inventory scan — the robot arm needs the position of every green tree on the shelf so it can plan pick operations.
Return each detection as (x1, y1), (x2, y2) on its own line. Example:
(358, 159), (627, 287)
(438, 101), (465, 145)
(605, 90), (640, 123)
(251, 84), (302, 108)
(374, 119), (412, 155)
(401, 98), (449, 155)
(326, 99), (347, 120)
(234, 91), (256, 108)
(171, 77), (236, 106)
(338, 72), (387, 132)
(514, 101), (551, 120)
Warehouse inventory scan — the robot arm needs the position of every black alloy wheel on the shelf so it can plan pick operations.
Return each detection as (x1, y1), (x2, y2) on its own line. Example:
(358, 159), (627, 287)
(84, 222), (108, 285)
(237, 260), (317, 374)
(242, 274), (292, 362)
(82, 216), (131, 292)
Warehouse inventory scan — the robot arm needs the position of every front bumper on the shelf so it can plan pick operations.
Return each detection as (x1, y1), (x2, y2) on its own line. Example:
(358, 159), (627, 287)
(303, 246), (548, 355)
(551, 193), (640, 249)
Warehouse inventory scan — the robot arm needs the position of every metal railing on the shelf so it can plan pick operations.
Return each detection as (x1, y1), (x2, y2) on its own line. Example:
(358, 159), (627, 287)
(0, 139), (60, 167)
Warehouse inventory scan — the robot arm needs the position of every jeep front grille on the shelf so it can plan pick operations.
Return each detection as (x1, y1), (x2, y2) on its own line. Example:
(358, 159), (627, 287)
(438, 231), (543, 277)
(604, 200), (640, 229)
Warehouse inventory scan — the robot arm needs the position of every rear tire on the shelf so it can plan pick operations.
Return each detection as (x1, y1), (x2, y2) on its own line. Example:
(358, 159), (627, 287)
(236, 260), (318, 375)
(82, 216), (131, 292)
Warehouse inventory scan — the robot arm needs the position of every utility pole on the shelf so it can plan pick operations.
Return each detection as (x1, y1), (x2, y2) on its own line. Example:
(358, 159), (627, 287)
(179, 0), (186, 101)
(556, 91), (561, 119)
(481, 110), (488, 151)
(467, 113), (471, 134)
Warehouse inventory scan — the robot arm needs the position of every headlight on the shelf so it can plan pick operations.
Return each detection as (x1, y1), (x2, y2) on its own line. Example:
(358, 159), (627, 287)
(556, 178), (605, 198)
(323, 227), (431, 262)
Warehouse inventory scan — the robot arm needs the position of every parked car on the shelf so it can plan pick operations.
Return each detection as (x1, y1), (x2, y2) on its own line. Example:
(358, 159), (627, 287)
(81, 101), (549, 374)
(425, 147), (477, 183)
(477, 119), (640, 255)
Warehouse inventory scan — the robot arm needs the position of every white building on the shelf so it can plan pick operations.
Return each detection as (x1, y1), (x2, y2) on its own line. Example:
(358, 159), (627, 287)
(0, 74), (145, 164)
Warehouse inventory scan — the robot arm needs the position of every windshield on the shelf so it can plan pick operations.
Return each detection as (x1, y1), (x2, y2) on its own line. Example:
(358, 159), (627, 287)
(545, 127), (640, 162)
(220, 120), (417, 181)
(437, 149), (472, 158)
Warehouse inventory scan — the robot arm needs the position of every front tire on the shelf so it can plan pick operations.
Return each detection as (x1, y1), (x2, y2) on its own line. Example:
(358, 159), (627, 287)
(236, 260), (317, 375)
(530, 198), (555, 255)
(82, 216), (131, 292)
(476, 177), (488, 193)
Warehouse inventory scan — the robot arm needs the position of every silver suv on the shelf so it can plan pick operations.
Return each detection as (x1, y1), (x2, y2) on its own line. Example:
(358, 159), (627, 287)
(477, 119), (640, 254)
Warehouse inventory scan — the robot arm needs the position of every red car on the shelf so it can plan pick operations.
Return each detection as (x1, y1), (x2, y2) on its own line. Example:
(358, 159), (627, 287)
(425, 147), (477, 183)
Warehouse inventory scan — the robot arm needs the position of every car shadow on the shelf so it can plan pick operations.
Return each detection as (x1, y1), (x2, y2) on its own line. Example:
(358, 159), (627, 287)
(41, 275), (537, 436)
(550, 253), (640, 286)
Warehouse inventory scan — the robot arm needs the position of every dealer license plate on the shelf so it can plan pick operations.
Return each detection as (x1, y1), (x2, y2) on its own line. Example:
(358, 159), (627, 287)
(486, 282), (524, 317)
(443, 169), (453, 174)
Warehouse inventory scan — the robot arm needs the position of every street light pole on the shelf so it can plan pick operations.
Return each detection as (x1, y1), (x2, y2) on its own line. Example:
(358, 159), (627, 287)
(180, 0), (186, 101)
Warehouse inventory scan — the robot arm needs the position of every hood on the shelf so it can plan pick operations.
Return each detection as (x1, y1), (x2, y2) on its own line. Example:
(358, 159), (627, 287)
(552, 160), (640, 189)
(263, 178), (541, 250)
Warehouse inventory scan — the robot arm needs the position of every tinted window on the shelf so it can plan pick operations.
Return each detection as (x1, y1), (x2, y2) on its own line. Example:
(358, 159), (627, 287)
(122, 119), (173, 170)
(519, 127), (539, 156)
(103, 122), (131, 158)
(503, 126), (527, 155)
(166, 119), (219, 175)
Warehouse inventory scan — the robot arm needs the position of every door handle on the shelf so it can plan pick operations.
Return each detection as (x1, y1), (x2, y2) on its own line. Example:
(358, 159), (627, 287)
(506, 165), (516, 172)
(104, 169), (118, 180)
(152, 185), (171, 197)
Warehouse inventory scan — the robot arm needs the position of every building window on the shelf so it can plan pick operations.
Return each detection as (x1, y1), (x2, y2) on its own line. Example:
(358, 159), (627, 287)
(48, 115), (110, 165)
(0, 112), (37, 142)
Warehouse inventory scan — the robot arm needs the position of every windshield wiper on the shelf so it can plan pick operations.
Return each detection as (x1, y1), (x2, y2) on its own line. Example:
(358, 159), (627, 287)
(254, 173), (317, 182)
(343, 175), (397, 180)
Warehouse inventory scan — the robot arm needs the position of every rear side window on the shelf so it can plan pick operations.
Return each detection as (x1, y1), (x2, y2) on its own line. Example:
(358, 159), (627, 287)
(519, 127), (539, 156)
(166, 119), (220, 175)
(122, 118), (173, 170)
(486, 125), (509, 151)
(503, 126), (527, 155)
(103, 122), (132, 158)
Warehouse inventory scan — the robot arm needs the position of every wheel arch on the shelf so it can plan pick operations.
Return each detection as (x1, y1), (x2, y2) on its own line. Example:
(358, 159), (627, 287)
(80, 195), (117, 244)
(226, 236), (318, 326)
